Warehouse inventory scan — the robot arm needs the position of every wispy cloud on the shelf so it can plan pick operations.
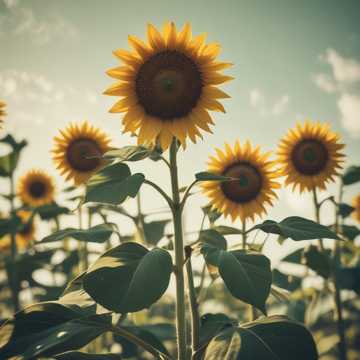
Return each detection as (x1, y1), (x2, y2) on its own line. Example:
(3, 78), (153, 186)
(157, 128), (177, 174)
(249, 89), (290, 116)
(0, 1), (78, 45)
(314, 48), (360, 138)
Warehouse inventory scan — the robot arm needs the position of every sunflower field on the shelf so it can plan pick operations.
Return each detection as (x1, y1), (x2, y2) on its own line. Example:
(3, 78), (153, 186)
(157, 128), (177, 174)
(1, 14), (360, 360)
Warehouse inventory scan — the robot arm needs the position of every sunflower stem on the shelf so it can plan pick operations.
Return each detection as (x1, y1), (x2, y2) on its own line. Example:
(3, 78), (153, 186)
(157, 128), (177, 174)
(312, 188), (325, 251)
(136, 192), (146, 244)
(333, 182), (348, 360)
(8, 173), (20, 312)
(169, 139), (188, 360)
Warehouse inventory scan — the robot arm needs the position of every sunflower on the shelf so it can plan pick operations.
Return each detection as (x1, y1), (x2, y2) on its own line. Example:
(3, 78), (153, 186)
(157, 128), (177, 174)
(104, 22), (233, 150)
(352, 194), (360, 224)
(16, 210), (36, 248)
(52, 122), (111, 185)
(277, 121), (345, 192)
(201, 141), (280, 222)
(17, 169), (55, 207)
(0, 100), (6, 128)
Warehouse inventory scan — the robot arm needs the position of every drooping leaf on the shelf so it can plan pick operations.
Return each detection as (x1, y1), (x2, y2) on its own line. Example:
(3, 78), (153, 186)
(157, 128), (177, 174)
(55, 352), (122, 360)
(0, 302), (110, 359)
(84, 162), (144, 205)
(304, 245), (332, 278)
(202, 205), (222, 223)
(341, 225), (360, 241)
(342, 165), (360, 186)
(104, 145), (151, 162)
(281, 248), (304, 264)
(0, 215), (21, 237)
(83, 242), (173, 313)
(0, 135), (27, 177)
(337, 267), (360, 294)
(199, 229), (227, 250)
(254, 216), (339, 241)
(272, 269), (302, 292)
(195, 171), (233, 182)
(338, 203), (355, 219)
(36, 202), (70, 220)
(143, 220), (170, 245)
(39, 224), (116, 244)
(203, 316), (318, 360)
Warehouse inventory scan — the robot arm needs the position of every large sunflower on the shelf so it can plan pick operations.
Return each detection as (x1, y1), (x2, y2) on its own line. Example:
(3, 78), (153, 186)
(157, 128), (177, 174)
(352, 194), (360, 224)
(52, 122), (111, 185)
(201, 141), (280, 222)
(277, 121), (345, 192)
(0, 100), (6, 128)
(104, 22), (233, 150)
(16, 210), (36, 248)
(17, 169), (55, 207)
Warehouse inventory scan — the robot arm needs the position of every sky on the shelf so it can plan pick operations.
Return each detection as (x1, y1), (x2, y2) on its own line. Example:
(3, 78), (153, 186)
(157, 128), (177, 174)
(1, 0), (360, 262)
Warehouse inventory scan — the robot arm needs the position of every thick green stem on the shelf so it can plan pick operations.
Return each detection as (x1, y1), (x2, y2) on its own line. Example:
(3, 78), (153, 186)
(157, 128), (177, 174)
(136, 192), (146, 243)
(333, 183), (347, 360)
(312, 188), (325, 251)
(9, 174), (20, 312)
(169, 139), (188, 360)
(185, 249), (200, 358)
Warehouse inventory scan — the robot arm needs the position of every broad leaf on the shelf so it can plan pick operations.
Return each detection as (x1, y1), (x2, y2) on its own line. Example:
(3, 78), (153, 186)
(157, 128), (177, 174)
(272, 269), (302, 292)
(254, 216), (339, 241)
(84, 162), (144, 205)
(83, 242), (173, 313)
(143, 220), (170, 245)
(40, 224), (116, 244)
(199, 229), (227, 250)
(341, 225), (360, 241)
(202, 205), (221, 223)
(0, 302), (110, 359)
(203, 316), (318, 360)
(0, 215), (21, 237)
(304, 245), (332, 278)
(37, 202), (70, 220)
(213, 225), (242, 235)
(0, 135), (27, 177)
(195, 171), (232, 182)
(104, 145), (150, 162)
(281, 248), (304, 264)
(337, 267), (360, 294)
(342, 165), (360, 186)
(338, 203), (355, 219)
(55, 352), (121, 360)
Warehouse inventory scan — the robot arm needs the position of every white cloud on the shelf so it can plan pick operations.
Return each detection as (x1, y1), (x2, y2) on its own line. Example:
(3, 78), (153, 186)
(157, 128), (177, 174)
(337, 94), (360, 138)
(250, 89), (265, 108)
(0, 5), (78, 45)
(322, 48), (360, 84)
(249, 89), (289, 116)
(312, 73), (337, 93)
(272, 95), (290, 115)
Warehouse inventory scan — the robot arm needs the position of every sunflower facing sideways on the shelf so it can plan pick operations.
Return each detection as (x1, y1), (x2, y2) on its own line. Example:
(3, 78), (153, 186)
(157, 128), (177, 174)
(104, 22), (233, 150)
(277, 121), (345, 192)
(0, 100), (6, 128)
(201, 141), (280, 222)
(352, 194), (360, 224)
(17, 169), (55, 207)
(52, 122), (111, 185)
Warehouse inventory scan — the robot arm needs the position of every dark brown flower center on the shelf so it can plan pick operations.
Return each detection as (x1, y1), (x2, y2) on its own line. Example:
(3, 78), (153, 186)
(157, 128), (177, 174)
(135, 50), (203, 119)
(66, 138), (102, 172)
(221, 162), (263, 203)
(291, 139), (328, 175)
(29, 181), (47, 198)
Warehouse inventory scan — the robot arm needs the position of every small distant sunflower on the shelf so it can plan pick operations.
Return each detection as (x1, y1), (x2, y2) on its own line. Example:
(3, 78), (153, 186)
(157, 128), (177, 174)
(201, 141), (280, 222)
(17, 169), (55, 207)
(16, 210), (35, 248)
(277, 121), (345, 192)
(52, 122), (111, 185)
(105, 22), (233, 150)
(352, 194), (360, 223)
(0, 100), (6, 128)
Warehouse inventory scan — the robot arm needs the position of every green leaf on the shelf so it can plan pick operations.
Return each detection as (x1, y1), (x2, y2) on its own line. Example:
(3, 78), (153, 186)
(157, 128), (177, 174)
(341, 225), (360, 241)
(304, 245), (332, 278)
(55, 352), (122, 360)
(199, 229), (227, 250)
(104, 145), (150, 162)
(272, 269), (302, 292)
(281, 248), (304, 264)
(218, 250), (272, 314)
(195, 171), (233, 182)
(337, 267), (360, 294)
(203, 316), (318, 360)
(202, 205), (222, 223)
(40, 224), (116, 244)
(0, 135), (27, 177)
(143, 219), (170, 245)
(83, 242), (173, 313)
(212, 225), (242, 235)
(342, 165), (360, 186)
(36, 202), (70, 220)
(254, 216), (339, 241)
(338, 203), (355, 219)
(0, 302), (111, 359)
(0, 215), (21, 237)
(84, 162), (145, 205)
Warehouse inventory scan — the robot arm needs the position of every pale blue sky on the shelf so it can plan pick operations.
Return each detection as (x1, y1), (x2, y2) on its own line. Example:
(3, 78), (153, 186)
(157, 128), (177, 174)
(1, 0), (360, 259)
